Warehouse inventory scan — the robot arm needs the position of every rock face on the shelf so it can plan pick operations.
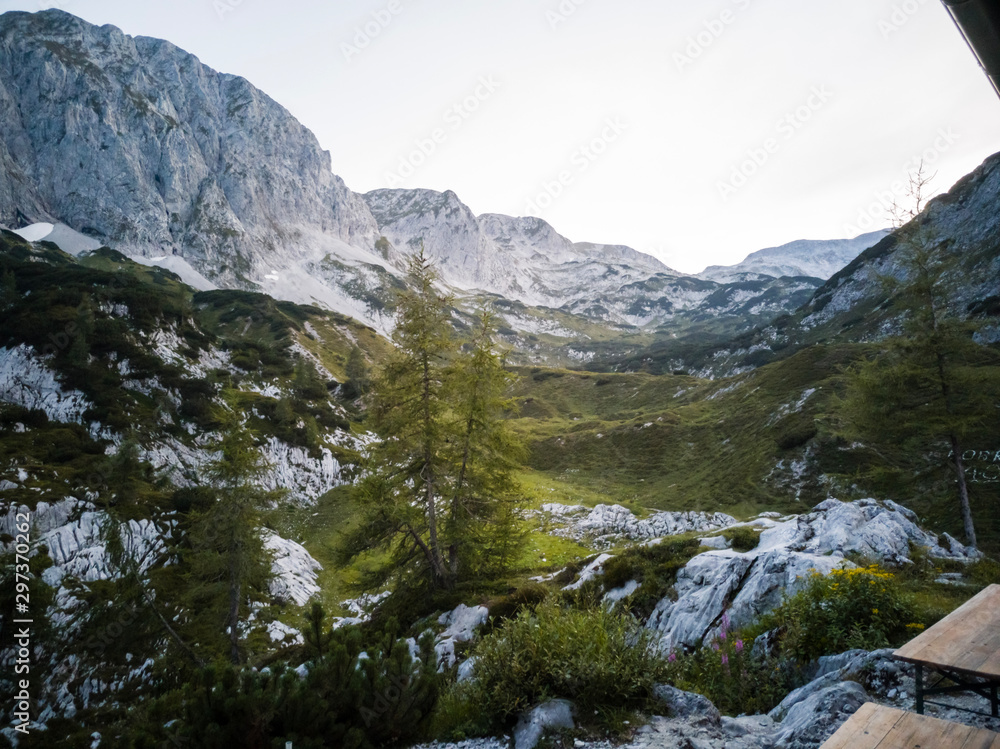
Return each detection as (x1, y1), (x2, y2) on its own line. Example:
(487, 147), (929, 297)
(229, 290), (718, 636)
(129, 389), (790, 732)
(768, 680), (869, 749)
(0, 344), (90, 423)
(0, 9), (390, 320)
(513, 699), (575, 749)
(802, 153), (1000, 331)
(647, 498), (980, 651)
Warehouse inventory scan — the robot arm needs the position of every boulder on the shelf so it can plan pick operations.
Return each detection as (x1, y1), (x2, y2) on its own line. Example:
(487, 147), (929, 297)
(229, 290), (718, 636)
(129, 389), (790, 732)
(768, 680), (868, 748)
(652, 684), (721, 725)
(513, 699), (575, 749)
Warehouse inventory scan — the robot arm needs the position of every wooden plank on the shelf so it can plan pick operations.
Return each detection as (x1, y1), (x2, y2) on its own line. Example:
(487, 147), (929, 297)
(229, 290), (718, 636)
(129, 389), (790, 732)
(895, 585), (1000, 663)
(950, 623), (1000, 677)
(881, 709), (966, 748)
(895, 593), (996, 665)
(971, 648), (1000, 680)
(895, 586), (1000, 670)
(819, 703), (903, 749)
(821, 703), (1000, 749)
(958, 726), (1000, 749)
(916, 614), (1000, 676)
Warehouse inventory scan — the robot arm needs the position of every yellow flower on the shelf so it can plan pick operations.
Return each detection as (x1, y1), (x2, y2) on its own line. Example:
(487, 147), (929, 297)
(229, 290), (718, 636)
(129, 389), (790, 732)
(872, 608), (879, 614)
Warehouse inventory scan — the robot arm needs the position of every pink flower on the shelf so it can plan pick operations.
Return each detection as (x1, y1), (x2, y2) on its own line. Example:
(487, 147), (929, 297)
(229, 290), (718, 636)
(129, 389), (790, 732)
(721, 612), (731, 630)
(712, 642), (720, 651)
(735, 639), (744, 653)
(719, 630), (727, 641)
(721, 654), (729, 666)
(668, 652), (677, 663)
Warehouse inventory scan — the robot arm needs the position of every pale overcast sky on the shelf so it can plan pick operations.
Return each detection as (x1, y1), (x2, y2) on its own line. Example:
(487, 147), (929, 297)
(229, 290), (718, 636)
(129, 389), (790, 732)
(4, 0), (1000, 273)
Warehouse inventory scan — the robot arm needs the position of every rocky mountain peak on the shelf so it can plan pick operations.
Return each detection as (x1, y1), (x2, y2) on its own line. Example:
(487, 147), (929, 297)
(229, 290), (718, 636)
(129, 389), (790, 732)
(0, 8), (380, 291)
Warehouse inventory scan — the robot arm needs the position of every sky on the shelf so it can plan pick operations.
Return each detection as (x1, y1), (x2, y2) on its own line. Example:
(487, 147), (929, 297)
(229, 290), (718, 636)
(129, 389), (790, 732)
(4, 0), (1000, 273)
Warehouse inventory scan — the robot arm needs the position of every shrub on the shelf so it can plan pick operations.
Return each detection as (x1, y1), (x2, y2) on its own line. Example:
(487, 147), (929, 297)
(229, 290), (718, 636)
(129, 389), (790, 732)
(759, 564), (917, 662)
(664, 612), (798, 715)
(721, 525), (761, 552)
(436, 603), (666, 737)
(484, 582), (550, 625)
(128, 623), (440, 749)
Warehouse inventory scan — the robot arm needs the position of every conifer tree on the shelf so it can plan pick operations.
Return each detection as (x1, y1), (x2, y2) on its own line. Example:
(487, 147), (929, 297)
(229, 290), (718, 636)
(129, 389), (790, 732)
(186, 392), (279, 663)
(445, 308), (527, 578)
(342, 249), (527, 590)
(345, 344), (371, 398)
(838, 167), (1000, 547)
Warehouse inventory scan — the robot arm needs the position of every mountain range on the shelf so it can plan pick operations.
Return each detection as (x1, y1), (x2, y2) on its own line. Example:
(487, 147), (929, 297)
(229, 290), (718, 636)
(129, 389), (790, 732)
(0, 9), (892, 359)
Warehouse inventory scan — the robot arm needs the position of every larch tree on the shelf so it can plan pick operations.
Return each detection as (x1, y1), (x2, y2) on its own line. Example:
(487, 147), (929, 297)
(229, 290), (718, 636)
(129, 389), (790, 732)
(342, 247), (526, 591)
(838, 166), (1000, 548)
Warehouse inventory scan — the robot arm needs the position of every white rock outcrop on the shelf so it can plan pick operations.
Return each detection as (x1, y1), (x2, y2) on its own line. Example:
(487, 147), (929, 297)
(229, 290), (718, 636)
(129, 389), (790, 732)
(647, 498), (979, 651)
(264, 532), (322, 607)
(540, 502), (737, 547)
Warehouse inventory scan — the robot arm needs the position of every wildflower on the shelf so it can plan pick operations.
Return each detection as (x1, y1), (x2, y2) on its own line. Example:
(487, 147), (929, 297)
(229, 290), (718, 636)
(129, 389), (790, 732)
(872, 608), (879, 615)
(719, 629), (727, 641)
(735, 639), (744, 653)
(721, 654), (729, 666)
(668, 651), (677, 663)
(721, 611), (731, 630)
(712, 642), (720, 651)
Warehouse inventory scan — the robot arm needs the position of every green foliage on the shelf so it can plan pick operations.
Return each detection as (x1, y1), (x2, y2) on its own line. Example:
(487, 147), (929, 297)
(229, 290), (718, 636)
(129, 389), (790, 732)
(436, 603), (666, 737)
(125, 622), (441, 749)
(482, 581), (550, 627)
(344, 251), (527, 591)
(563, 537), (701, 619)
(720, 526), (762, 552)
(755, 564), (918, 662)
(663, 614), (798, 716)
(182, 395), (282, 663)
(344, 344), (371, 399)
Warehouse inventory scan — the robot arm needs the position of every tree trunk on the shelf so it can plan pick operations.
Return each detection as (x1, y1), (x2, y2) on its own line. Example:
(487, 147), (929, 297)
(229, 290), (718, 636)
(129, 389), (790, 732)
(950, 434), (977, 548)
(936, 352), (977, 549)
(228, 554), (242, 664)
(140, 586), (205, 668)
(421, 353), (450, 588)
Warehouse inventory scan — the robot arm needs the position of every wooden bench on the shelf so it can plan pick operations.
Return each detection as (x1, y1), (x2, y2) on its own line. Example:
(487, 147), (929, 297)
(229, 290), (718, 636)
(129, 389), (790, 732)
(820, 702), (1000, 748)
(894, 584), (1000, 718)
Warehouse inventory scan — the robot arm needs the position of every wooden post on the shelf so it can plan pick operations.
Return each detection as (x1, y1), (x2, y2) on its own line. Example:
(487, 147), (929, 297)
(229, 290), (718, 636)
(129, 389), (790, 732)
(916, 664), (924, 715)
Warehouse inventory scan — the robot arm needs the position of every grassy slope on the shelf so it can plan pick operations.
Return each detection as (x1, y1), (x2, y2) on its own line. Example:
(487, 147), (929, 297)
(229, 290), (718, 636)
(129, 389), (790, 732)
(508, 345), (1000, 556)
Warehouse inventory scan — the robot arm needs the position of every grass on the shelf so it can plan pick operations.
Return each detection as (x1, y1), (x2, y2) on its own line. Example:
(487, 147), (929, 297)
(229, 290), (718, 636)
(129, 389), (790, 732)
(506, 345), (1000, 557)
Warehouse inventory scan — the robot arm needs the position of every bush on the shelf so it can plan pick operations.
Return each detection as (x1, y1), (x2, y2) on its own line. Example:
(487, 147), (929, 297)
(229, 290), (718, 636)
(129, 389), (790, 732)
(484, 582), (550, 626)
(436, 603), (666, 738)
(721, 526), (761, 552)
(664, 612), (798, 716)
(758, 564), (917, 662)
(128, 623), (441, 749)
